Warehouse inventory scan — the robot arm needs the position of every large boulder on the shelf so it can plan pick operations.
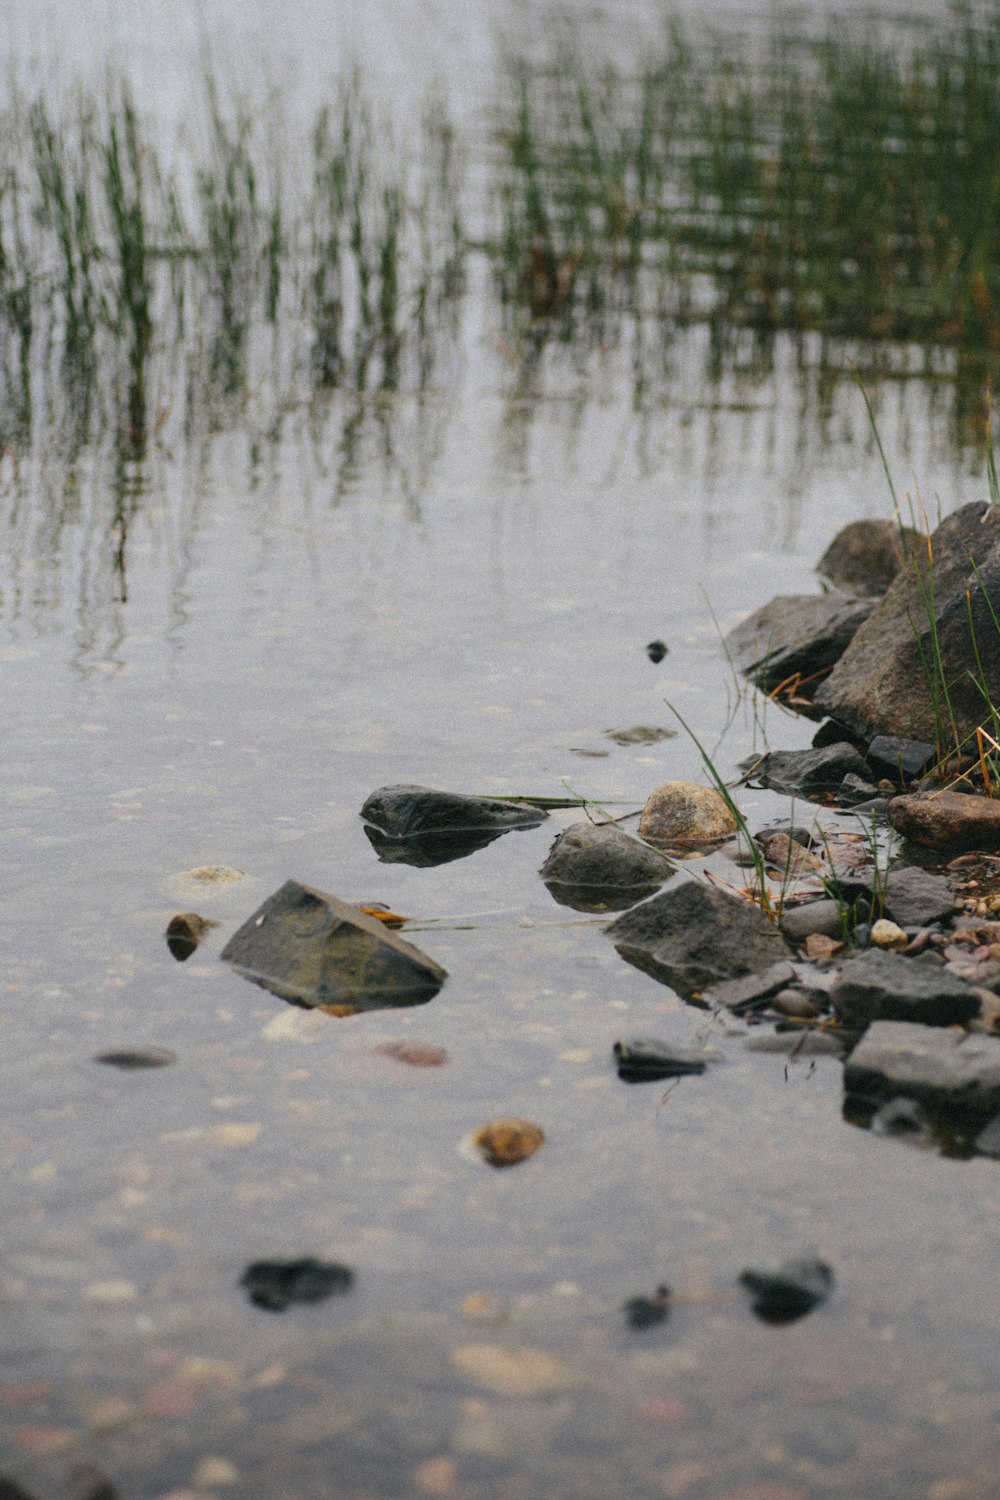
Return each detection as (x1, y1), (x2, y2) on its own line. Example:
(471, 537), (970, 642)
(606, 881), (792, 1002)
(725, 592), (873, 692)
(814, 502), (1000, 745)
(815, 518), (922, 598)
(539, 821), (673, 911)
(221, 880), (446, 1011)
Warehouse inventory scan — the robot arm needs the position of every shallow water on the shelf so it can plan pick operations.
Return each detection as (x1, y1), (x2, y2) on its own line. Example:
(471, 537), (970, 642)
(4, 3), (1000, 1498)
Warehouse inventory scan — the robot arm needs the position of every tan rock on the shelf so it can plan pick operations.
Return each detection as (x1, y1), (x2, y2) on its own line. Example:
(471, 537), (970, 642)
(869, 918), (908, 950)
(450, 1343), (576, 1398)
(638, 781), (738, 851)
(889, 791), (1000, 850)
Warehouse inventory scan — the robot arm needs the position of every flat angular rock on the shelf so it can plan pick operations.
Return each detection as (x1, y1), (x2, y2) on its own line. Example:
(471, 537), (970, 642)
(744, 743), (871, 798)
(814, 502), (1000, 744)
(816, 519), (920, 597)
(701, 960), (799, 1011)
(637, 781), (737, 851)
(779, 900), (845, 944)
(221, 880), (446, 1010)
(540, 822), (673, 911)
(889, 790), (1000, 851)
(361, 784), (546, 866)
(831, 950), (979, 1027)
(844, 1019), (1000, 1119)
(881, 866), (955, 926)
(606, 882), (791, 1002)
(866, 735), (936, 784)
(612, 1037), (708, 1081)
(725, 592), (873, 692)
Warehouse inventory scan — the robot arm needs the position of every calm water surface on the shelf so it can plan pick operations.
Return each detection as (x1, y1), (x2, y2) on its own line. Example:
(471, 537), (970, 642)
(3, 2), (1000, 1498)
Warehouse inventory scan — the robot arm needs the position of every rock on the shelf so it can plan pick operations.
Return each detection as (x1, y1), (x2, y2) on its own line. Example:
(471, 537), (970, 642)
(880, 866), (956, 926)
(94, 1046), (177, 1070)
(770, 989), (822, 1019)
(759, 833), (824, 875)
(637, 781), (738, 851)
(801, 933), (846, 962)
(725, 592), (874, 692)
(240, 1258), (354, 1311)
(889, 790), (1000, 850)
(972, 1113), (1000, 1157)
(606, 884), (792, 1002)
(623, 1286), (671, 1329)
(361, 785), (546, 867)
(866, 735), (937, 784)
(701, 959), (799, 1011)
(473, 1119), (544, 1168)
(780, 900), (844, 944)
(539, 822), (673, 912)
(814, 502), (1000, 744)
(612, 1038), (708, 1081)
(815, 518), (920, 597)
(738, 1257), (833, 1322)
(836, 773), (883, 806)
(646, 640), (669, 663)
(843, 1019), (1000, 1119)
(220, 880), (446, 1010)
(743, 743), (872, 798)
(604, 725), (676, 745)
(870, 1096), (932, 1139)
(375, 1040), (449, 1067)
(869, 919), (908, 950)
(165, 911), (217, 961)
(830, 950), (980, 1027)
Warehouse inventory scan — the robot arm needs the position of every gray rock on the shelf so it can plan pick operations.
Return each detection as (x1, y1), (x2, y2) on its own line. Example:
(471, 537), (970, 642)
(779, 899), (845, 943)
(866, 735), (937, 784)
(220, 880), (446, 1010)
(739, 1258), (833, 1321)
(702, 960), (799, 1011)
(881, 866), (955, 927)
(606, 884), (792, 1002)
(844, 1019), (1000, 1119)
(889, 790), (1000, 851)
(725, 591), (874, 692)
(972, 1113), (1000, 1158)
(745, 743), (872, 798)
(837, 773), (883, 806)
(540, 822), (673, 911)
(816, 519), (921, 598)
(612, 1037), (708, 1081)
(814, 502), (1000, 744)
(831, 949), (979, 1028)
(362, 784), (547, 837)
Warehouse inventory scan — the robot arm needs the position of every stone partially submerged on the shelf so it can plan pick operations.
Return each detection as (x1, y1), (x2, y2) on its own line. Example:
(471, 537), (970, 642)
(844, 1020), (1000, 1121)
(637, 781), (738, 852)
(540, 821), (674, 911)
(221, 880), (446, 1011)
(606, 881), (792, 1002)
(361, 784), (547, 867)
(815, 518), (920, 597)
(830, 950), (980, 1028)
(725, 591), (873, 692)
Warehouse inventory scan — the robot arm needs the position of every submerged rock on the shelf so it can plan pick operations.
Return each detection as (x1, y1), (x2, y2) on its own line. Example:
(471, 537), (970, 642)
(240, 1257), (353, 1311)
(473, 1119), (545, 1168)
(725, 591), (873, 692)
(623, 1285), (671, 1329)
(220, 880), (446, 1011)
(604, 724), (676, 745)
(612, 1037), (708, 1081)
(831, 950), (979, 1028)
(866, 735), (937, 785)
(701, 960), (799, 1012)
(94, 1046), (177, 1070)
(362, 784), (546, 838)
(646, 639), (669, 663)
(540, 822), (673, 911)
(739, 1258), (833, 1323)
(606, 882), (792, 1002)
(815, 518), (920, 598)
(889, 790), (1000, 851)
(744, 743), (872, 799)
(814, 502), (1000, 744)
(637, 781), (738, 852)
(844, 1019), (1000, 1120)
(165, 911), (217, 961)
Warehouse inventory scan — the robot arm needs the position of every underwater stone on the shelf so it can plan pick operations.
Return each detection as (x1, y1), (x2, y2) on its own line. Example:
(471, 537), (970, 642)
(739, 1258), (833, 1322)
(540, 821), (673, 911)
(831, 949), (979, 1027)
(361, 784), (546, 837)
(844, 1019), (1000, 1119)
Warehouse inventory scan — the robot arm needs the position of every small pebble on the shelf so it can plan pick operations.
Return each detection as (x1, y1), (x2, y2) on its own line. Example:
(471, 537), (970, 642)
(870, 918), (908, 950)
(623, 1284), (671, 1330)
(646, 639), (668, 663)
(770, 990), (821, 1020)
(472, 1119), (544, 1168)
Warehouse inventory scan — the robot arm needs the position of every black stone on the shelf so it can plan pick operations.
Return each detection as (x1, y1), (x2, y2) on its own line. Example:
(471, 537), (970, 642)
(867, 736), (937, 785)
(739, 1258), (833, 1323)
(361, 784), (547, 838)
(743, 743), (872, 798)
(95, 1046), (177, 1070)
(646, 640), (669, 663)
(240, 1257), (354, 1311)
(623, 1285), (671, 1329)
(613, 1037), (707, 1081)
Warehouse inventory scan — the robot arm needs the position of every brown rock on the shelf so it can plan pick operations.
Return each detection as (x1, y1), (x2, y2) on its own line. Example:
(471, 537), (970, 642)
(816, 518), (921, 597)
(473, 1119), (544, 1168)
(376, 1040), (449, 1067)
(638, 781), (737, 851)
(889, 790), (1000, 850)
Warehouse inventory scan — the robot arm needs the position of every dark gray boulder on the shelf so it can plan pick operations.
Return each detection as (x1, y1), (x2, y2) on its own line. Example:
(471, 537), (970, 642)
(880, 866), (955, 927)
(830, 949), (979, 1027)
(725, 592), (873, 692)
(361, 784), (547, 867)
(844, 1020), (1000, 1120)
(540, 821), (673, 911)
(814, 502), (1000, 744)
(606, 882), (792, 1003)
(221, 880), (446, 1011)
(743, 743), (872, 798)
(701, 960), (799, 1011)
(739, 1258), (833, 1322)
(815, 519), (921, 597)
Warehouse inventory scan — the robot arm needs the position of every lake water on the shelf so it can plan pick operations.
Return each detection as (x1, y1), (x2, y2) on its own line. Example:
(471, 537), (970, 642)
(3, 2), (1000, 1498)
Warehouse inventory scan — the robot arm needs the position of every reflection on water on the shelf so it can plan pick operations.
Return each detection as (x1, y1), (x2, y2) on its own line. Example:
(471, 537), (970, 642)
(4, 3), (1000, 1498)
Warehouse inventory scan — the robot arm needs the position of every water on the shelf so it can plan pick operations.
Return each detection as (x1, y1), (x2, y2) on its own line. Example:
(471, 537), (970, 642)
(4, 2), (1000, 1497)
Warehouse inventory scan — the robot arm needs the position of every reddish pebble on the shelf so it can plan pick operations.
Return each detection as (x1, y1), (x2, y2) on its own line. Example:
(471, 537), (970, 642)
(376, 1040), (449, 1067)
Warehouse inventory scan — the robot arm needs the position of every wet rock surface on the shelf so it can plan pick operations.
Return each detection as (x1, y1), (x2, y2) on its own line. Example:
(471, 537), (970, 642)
(612, 1037), (708, 1081)
(361, 784), (547, 866)
(637, 780), (738, 851)
(815, 518), (919, 597)
(831, 950), (980, 1028)
(744, 742), (872, 798)
(844, 1020), (1000, 1120)
(94, 1046), (178, 1070)
(220, 879), (446, 1010)
(701, 960), (799, 1012)
(240, 1257), (354, 1311)
(606, 882), (792, 1001)
(165, 911), (217, 961)
(814, 501), (1000, 744)
(739, 1257), (833, 1323)
(540, 821), (673, 911)
(725, 591), (873, 692)
(866, 735), (937, 785)
(889, 789), (1000, 850)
